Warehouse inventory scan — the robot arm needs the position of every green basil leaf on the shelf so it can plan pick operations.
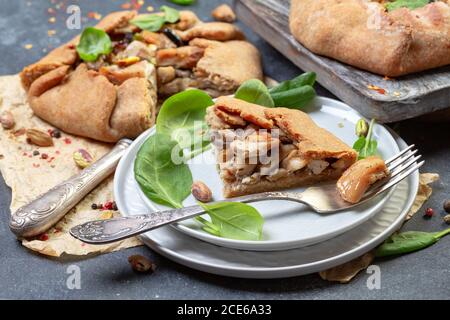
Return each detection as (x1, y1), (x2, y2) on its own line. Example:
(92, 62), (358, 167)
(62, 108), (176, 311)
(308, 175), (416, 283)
(385, 0), (430, 11)
(270, 85), (316, 109)
(134, 133), (192, 208)
(161, 5), (180, 23)
(235, 79), (275, 108)
(156, 89), (214, 156)
(167, 0), (196, 5)
(130, 14), (166, 32)
(352, 136), (366, 153)
(198, 202), (264, 241)
(375, 231), (439, 257)
(76, 27), (112, 62)
(269, 72), (316, 94)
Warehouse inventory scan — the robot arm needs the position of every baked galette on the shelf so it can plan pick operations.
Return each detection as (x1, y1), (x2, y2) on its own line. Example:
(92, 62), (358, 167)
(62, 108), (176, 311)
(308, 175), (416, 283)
(289, 0), (450, 76)
(206, 97), (358, 198)
(20, 10), (262, 142)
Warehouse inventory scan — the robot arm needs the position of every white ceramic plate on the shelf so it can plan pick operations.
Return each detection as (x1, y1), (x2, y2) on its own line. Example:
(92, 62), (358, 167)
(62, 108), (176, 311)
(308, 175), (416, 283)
(117, 97), (399, 251)
(114, 131), (418, 278)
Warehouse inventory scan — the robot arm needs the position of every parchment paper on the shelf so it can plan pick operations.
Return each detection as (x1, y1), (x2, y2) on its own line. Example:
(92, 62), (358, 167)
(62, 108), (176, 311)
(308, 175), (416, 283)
(0, 75), (141, 257)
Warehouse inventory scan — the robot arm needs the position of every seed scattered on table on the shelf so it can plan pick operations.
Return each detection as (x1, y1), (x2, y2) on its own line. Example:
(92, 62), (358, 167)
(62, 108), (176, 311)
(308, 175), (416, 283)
(191, 181), (213, 203)
(443, 200), (450, 213)
(128, 255), (156, 273)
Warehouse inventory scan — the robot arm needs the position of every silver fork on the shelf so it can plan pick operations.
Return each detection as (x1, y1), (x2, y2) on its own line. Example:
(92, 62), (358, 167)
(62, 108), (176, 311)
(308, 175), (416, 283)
(70, 145), (423, 244)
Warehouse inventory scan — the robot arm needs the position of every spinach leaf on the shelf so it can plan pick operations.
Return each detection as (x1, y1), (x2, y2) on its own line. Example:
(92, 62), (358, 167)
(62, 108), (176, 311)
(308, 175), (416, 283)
(385, 0), (430, 11)
(130, 14), (166, 32)
(156, 89), (213, 156)
(235, 79), (275, 108)
(375, 228), (450, 257)
(76, 27), (112, 62)
(160, 5), (180, 23)
(167, 0), (196, 5)
(198, 202), (264, 241)
(269, 72), (316, 94)
(134, 133), (192, 208)
(353, 119), (378, 160)
(270, 85), (316, 109)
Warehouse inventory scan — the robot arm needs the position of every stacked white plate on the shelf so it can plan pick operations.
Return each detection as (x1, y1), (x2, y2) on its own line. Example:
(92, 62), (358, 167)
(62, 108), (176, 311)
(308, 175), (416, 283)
(114, 97), (418, 279)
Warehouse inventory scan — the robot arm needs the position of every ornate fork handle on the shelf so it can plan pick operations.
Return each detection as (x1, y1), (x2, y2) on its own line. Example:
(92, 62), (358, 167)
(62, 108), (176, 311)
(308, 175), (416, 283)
(70, 191), (304, 244)
(9, 139), (132, 238)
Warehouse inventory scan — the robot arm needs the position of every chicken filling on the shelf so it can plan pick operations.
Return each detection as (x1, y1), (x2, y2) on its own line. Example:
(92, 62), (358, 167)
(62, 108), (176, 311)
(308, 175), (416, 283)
(210, 123), (346, 185)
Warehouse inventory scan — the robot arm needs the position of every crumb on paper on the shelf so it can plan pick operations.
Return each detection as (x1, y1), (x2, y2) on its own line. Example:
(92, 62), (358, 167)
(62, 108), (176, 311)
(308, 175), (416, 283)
(24, 44), (33, 50)
(319, 252), (375, 283)
(48, 17), (56, 23)
(47, 30), (56, 37)
(338, 122), (344, 128)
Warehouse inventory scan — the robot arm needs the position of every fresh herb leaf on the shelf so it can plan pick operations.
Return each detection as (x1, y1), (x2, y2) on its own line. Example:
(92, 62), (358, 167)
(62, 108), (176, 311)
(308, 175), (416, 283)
(235, 79), (275, 108)
(269, 72), (317, 108)
(270, 85), (316, 109)
(197, 202), (264, 241)
(269, 72), (316, 94)
(134, 133), (192, 208)
(385, 0), (430, 11)
(352, 119), (378, 160)
(167, 0), (196, 5)
(375, 228), (450, 257)
(156, 89), (214, 157)
(76, 27), (112, 62)
(130, 6), (180, 32)
(160, 5), (180, 23)
(130, 14), (166, 32)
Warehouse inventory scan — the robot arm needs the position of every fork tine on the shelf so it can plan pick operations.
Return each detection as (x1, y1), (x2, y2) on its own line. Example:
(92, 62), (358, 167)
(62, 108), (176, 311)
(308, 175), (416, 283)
(388, 154), (422, 173)
(385, 144), (415, 166)
(363, 160), (424, 200)
(387, 149), (418, 171)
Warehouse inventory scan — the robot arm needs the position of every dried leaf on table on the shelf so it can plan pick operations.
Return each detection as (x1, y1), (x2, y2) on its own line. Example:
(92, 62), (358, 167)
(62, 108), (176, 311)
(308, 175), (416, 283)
(0, 75), (142, 257)
(319, 252), (375, 284)
(406, 173), (439, 220)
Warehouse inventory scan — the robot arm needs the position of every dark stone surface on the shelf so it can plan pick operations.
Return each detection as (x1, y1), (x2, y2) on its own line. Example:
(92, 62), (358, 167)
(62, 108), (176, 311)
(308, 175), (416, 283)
(0, 0), (448, 299)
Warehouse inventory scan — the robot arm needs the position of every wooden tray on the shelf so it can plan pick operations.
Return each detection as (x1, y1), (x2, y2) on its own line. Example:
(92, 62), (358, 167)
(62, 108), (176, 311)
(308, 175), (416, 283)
(235, 0), (450, 123)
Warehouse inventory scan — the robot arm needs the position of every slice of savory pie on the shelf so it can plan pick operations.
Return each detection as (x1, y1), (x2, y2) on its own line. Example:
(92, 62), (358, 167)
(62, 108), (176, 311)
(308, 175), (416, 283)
(206, 97), (358, 198)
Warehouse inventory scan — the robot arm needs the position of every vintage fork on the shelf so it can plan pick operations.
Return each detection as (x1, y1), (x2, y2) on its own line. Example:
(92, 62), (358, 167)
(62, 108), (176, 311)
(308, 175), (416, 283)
(70, 145), (423, 244)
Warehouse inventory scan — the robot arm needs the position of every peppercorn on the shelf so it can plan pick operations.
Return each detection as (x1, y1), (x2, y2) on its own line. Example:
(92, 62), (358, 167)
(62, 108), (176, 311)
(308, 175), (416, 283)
(33, 150), (40, 156)
(424, 207), (434, 218)
(112, 201), (118, 211)
(41, 153), (48, 160)
(91, 203), (98, 210)
(51, 129), (61, 138)
(444, 215), (450, 225)
(103, 201), (114, 210)
(39, 233), (49, 241)
(444, 200), (450, 213)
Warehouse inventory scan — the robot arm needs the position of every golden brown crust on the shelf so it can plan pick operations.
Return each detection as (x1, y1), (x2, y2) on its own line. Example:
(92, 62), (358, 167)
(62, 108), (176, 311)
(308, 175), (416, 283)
(179, 22), (245, 42)
(224, 168), (346, 198)
(20, 11), (155, 143)
(193, 40), (263, 89)
(214, 97), (273, 129)
(289, 0), (450, 76)
(29, 64), (119, 142)
(264, 107), (357, 163)
(208, 98), (358, 198)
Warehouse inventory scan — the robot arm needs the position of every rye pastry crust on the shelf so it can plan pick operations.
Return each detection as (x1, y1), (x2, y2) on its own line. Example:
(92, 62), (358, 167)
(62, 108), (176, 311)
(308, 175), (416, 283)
(289, 0), (450, 77)
(20, 10), (262, 142)
(206, 97), (358, 198)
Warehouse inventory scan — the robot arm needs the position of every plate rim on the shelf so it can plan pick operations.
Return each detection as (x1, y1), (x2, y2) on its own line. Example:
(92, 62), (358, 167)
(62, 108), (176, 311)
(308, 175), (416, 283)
(114, 129), (418, 278)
